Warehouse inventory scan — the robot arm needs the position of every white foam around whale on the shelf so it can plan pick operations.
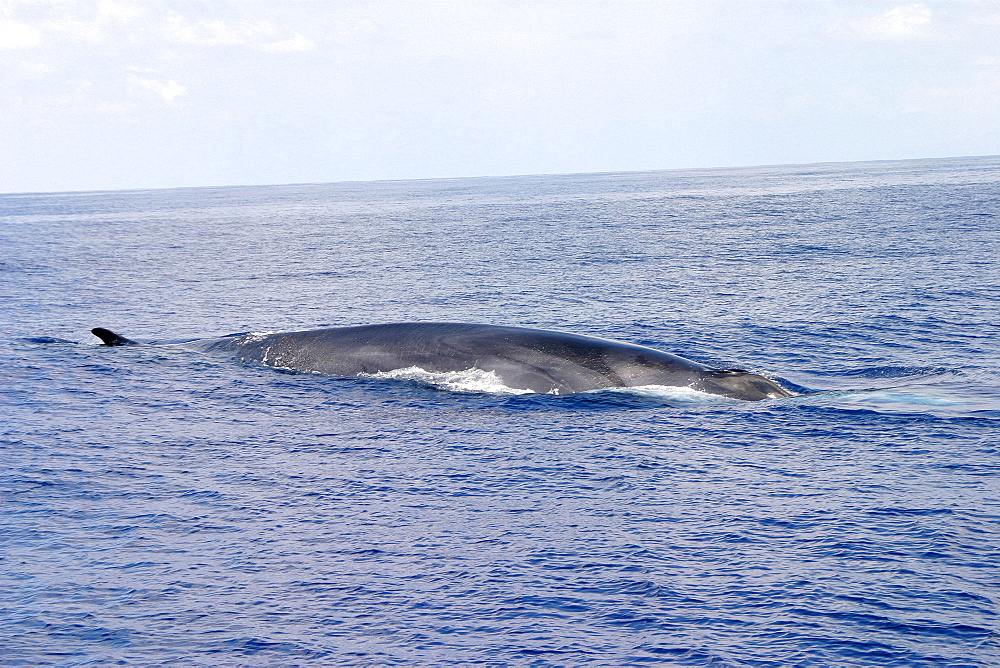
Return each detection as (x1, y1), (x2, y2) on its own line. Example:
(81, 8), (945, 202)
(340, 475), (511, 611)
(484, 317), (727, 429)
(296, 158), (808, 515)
(593, 384), (737, 402)
(357, 368), (738, 402)
(359, 366), (536, 395)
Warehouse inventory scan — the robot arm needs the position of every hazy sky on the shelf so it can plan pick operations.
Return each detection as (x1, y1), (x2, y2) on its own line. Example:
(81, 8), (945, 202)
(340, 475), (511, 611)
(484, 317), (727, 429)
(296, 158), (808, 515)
(2, 0), (999, 193)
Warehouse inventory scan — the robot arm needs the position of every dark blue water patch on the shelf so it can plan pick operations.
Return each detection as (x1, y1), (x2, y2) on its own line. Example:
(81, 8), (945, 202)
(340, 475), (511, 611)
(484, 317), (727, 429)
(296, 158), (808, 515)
(15, 336), (80, 345)
(822, 365), (956, 379)
(208, 636), (334, 659)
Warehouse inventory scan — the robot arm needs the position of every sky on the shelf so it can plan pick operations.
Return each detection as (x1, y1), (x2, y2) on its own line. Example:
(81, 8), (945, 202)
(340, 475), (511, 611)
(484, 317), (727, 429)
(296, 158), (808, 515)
(2, 0), (999, 193)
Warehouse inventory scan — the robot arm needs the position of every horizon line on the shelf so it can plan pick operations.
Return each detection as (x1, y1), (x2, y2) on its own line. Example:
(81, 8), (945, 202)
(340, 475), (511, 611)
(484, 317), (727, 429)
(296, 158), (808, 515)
(3, 153), (998, 198)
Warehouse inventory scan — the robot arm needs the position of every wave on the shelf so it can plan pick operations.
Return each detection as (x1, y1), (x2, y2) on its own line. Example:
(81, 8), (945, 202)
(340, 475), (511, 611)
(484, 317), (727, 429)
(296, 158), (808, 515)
(818, 365), (956, 380)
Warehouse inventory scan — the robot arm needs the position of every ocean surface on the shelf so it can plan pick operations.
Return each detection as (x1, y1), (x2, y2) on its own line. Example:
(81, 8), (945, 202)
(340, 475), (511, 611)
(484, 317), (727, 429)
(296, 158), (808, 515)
(2, 156), (999, 666)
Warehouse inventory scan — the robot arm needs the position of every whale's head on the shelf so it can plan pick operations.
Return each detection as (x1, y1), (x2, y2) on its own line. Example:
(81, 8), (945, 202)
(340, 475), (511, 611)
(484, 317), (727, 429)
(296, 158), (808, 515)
(696, 368), (794, 401)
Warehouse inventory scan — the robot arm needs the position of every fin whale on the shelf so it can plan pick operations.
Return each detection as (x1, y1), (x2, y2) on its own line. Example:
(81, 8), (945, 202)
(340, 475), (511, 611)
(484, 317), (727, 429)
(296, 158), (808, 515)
(91, 322), (793, 401)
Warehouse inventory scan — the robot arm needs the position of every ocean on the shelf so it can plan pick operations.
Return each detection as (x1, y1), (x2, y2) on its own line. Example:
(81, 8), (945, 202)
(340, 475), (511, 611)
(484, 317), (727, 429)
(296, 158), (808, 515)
(2, 156), (999, 665)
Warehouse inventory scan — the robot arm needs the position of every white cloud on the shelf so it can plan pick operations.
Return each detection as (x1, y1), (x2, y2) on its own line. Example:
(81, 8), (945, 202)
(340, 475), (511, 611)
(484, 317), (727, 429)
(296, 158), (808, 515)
(17, 60), (53, 76)
(848, 4), (932, 41)
(332, 18), (378, 38)
(164, 13), (276, 46)
(163, 13), (315, 52)
(40, 0), (145, 44)
(261, 32), (314, 53)
(128, 69), (186, 101)
(0, 19), (42, 49)
(1, 3), (314, 52)
(96, 0), (143, 24)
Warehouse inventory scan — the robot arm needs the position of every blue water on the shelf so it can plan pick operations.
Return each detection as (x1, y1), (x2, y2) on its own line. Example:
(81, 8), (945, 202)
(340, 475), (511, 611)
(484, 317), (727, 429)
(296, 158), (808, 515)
(2, 157), (999, 665)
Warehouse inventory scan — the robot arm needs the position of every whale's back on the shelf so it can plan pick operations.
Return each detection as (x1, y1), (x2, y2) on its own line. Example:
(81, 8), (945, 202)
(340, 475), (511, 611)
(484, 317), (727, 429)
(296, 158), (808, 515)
(190, 322), (787, 398)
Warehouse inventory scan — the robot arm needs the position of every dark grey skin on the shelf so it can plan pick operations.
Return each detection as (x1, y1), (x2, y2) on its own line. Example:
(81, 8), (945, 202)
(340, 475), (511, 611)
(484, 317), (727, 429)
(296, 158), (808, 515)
(92, 322), (793, 400)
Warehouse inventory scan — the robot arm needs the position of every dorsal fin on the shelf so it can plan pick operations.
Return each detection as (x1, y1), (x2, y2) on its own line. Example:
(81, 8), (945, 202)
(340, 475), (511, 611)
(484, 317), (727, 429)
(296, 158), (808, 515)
(91, 328), (138, 346)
